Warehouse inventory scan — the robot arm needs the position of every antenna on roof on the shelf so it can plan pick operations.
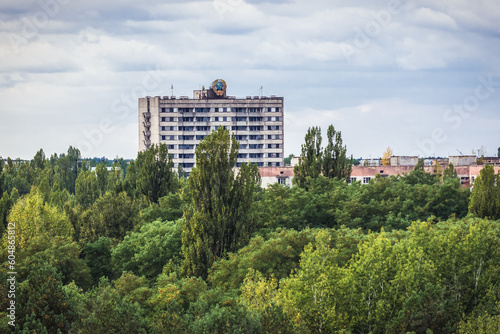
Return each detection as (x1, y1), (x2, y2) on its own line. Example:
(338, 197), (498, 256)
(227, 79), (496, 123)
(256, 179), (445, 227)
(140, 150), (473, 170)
(456, 149), (464, 156)
(259, 86), (263, 97)
(170, 84), (174, 98)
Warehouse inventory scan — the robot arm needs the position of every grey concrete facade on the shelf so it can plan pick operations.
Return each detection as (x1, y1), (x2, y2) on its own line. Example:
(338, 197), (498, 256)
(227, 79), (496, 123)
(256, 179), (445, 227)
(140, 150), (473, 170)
(139, 83), (284, 172)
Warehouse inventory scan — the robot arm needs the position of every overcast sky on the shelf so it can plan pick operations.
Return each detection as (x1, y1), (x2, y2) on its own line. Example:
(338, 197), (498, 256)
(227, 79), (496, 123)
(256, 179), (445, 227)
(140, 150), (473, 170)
(1, 0), (499, 160)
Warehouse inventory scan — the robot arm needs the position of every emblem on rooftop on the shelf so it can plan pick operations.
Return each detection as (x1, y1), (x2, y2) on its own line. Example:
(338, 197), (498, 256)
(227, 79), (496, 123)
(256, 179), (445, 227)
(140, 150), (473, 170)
(211, 79), (227, 96)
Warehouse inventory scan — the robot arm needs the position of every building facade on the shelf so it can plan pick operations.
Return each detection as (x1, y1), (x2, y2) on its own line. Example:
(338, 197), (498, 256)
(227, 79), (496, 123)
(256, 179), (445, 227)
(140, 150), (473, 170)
(139, 79), (284, 172)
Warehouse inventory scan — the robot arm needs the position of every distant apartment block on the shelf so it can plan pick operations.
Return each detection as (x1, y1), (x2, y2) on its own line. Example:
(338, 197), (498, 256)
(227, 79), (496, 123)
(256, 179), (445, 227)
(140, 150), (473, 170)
(139, 79), (284, 172)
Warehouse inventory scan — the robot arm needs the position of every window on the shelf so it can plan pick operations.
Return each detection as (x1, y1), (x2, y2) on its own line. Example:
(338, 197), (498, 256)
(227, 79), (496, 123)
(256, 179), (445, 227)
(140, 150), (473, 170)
(350, 177), (357, 184)
(182, 117), (194, 122)
(214, 108), (220, 112)
(179, 126), (194, 131)
(235, 135), (247, 140)
(275, 107), (281, 112)
(196, 135), (206, 140)
(267, 126), (280, 130)
(178, 135), (194, 140)
(196, 126), (210, 131)
(249, 153), (263, 158)
(161, 107), (174, 113)
(214, 117), (219, 121)
(223, 117), (228, 121)
(179, 163), (195, 168)
(256, 162), (264, 167)
(239, 144), (247, 149)
(238, 153), (247, 158)
(248, 108), (262, 113)
(278, 178), (286, 185)
(363, 177), (371, 184)
(231, 126), (247, 131)
(267, 144), (281, 149)
(178, 144), (194, 149)
(268, 153), (281, 158)
(161, 126), (175, 131)
(249, 135), (263, 140)
(161, 117), (175, 122)
(161, 135), (175, 141)
(167, 145), (175, 149)
(249, 144), (263, 149)
(178, 108), (193, 113)
(196, 117), (210, 122)
(195, 108), (210, 113)
(249, 126), (263, 131)
(178, 154), (195, 159)
(276, 162), (280, 167)
(249, 117), (263, 122)
(231, 107), (246, 113)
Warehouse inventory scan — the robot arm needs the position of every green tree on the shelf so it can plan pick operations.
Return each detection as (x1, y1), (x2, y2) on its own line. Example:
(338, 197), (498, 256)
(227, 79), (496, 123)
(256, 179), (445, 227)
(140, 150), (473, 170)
(136, 143), (176, 203)
(2, 189), (73, 250)
(469, 164), (500, 219)
(182, 127), (261, 279)
(112, 219), (182, 280)
(70, 278), (149, 333)
(32, 148), (46, 170)
(322, 124), (353, 181)
(53, 146), (81, 194)
(123, 160), (138, 198)
(84, 237), (116, 285)
(75, 170), (99, 208)
(95, 162), (109, 196)
(17, 261), (77, 333)
(79, 191), (140, 243)
(293, 126), (322, 188)
(443, 162), (458, 180)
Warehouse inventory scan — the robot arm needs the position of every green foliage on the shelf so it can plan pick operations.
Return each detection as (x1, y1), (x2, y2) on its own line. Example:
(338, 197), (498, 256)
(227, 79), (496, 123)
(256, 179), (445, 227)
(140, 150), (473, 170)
(136, 143), (177, 203)
(84, 237), (116, 285)
(140, 190), (189, 225)
(17, 261), (77, 333)
(469, 164), (500, 219)
(53, 146), (81, 194)
(323, 124), (353, 181)
(293, 126), (322, 188)
(209, 228), (318, 291)
(459, 310), (500, 333)
(443, 162), (458, 180)
(78, 191), (140, 243)
(279, 217), (500, 334)
(241, 270), (296, 333)
(70, 278), (149, 333)
(75, 169), (99, 208)
(112, 219), (182, 280)
(2, 188), (73, 250)
(182, 127), (261, 279)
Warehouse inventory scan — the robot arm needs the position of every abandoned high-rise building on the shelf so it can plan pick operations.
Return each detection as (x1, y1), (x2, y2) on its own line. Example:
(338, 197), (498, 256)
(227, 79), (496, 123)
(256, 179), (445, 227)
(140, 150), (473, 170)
(139, 79), (284, 172)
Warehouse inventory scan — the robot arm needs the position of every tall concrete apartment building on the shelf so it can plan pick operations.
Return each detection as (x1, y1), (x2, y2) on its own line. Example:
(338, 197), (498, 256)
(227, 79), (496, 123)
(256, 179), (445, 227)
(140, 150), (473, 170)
(139, 79), (284, 172)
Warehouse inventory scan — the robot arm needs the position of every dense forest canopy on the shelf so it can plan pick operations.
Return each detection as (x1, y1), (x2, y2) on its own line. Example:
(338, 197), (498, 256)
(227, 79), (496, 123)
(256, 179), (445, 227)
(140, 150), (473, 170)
(1, 130), (500, 333)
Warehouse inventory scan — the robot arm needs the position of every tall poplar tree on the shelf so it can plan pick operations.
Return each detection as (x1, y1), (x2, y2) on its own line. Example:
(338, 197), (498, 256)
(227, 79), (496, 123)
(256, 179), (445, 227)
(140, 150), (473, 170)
(135, 143), (176, 203)
(182, 127), (261, 279)
(322, 125), (353, 182)
(293, 126), (322, 188)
